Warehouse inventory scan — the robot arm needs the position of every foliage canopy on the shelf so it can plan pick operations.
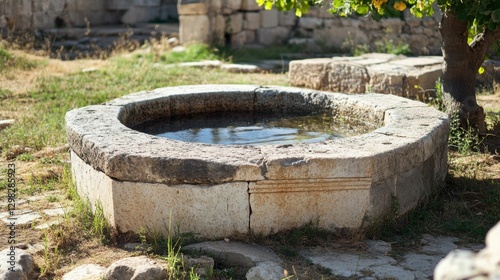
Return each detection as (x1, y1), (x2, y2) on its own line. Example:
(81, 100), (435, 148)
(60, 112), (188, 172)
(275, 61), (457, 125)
(257, 0), (500, 31)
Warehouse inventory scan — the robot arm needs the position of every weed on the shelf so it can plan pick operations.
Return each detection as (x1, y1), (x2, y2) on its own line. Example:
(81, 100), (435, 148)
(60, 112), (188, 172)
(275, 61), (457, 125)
(46, 195), (60, 203)
(0, 47), (40, 72)
(374, 38), (411, 55)
(449, 114), (482, 155)
(158, 43), (222, 64)
(16, 152), (35, 161)
(65, 166), (112, 245)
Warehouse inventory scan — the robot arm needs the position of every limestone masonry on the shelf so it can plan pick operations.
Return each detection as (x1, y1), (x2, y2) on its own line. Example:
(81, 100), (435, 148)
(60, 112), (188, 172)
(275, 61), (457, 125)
(2, 0), (442, 55)
(65, 85), (449, 238)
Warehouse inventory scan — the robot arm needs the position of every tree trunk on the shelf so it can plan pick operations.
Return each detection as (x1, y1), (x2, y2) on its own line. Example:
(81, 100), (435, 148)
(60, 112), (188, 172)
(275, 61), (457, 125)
(440, 11), (486, 134)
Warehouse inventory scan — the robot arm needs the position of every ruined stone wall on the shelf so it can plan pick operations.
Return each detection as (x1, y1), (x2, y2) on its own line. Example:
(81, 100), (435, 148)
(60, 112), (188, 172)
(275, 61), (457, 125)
(0, 0), (178, 30)
(2, 0), (442, 55)
(218, 1), (442, 55)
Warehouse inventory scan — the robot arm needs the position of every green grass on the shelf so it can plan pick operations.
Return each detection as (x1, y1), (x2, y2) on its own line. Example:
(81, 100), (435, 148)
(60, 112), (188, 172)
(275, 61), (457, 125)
(0, 47), (41, 72)
(0, 53), (288, 155)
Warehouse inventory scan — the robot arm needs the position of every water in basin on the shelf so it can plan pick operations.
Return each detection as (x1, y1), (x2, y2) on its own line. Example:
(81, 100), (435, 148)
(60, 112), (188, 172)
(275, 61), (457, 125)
(133, 112), (373, 145)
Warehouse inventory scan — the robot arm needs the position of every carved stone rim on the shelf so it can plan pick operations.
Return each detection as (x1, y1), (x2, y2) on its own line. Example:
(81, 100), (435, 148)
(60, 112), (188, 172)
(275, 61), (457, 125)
(65, 84), (449, 185)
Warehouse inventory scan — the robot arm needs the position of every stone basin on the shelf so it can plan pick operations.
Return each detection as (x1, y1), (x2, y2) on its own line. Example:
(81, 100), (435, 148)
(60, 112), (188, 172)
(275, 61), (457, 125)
(65, 85), (449, 238)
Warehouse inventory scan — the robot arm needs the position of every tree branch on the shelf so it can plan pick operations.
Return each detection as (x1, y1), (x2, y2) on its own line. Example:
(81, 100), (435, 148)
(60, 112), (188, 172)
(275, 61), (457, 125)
(470, 26), (500, 70)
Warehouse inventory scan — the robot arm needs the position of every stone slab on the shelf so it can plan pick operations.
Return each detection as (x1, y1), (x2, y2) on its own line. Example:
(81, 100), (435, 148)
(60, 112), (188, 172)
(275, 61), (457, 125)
(71, 151), (250, 238)
(249, 178), (371, 235)
(183, 241), (281, 268)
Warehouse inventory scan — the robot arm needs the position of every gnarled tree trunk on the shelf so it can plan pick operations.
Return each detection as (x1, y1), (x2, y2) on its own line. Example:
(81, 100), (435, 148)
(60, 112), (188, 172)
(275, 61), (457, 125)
(440, 11), (500, 135)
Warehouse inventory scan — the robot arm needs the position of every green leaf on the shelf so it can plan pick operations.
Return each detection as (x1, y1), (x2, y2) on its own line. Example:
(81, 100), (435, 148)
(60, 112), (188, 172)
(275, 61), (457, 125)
(356, 4), (370, 14)
(256, 0), (266, 6)
(478, 67), (485, 75)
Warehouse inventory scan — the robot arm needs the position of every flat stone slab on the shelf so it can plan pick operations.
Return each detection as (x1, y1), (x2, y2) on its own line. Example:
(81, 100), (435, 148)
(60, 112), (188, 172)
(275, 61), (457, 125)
(182, 241), (282, 268)
(301, 235), (483, 279)
(290, 53), (445, 98)
(1, 211), (41, 226)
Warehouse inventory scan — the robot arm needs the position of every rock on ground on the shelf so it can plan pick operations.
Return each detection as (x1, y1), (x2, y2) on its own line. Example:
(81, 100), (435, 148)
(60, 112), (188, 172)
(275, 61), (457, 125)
(105, 256), (167, 280)
(0, 248), (36, 280)
(62, 264), (106, 280)
(435, 221), (500, 280)
(245, 261), (285, 280)
(182, 241), (282, 268)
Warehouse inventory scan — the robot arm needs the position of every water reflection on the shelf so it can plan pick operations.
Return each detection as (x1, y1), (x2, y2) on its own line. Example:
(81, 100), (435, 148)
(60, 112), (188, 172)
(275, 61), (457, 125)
(133, 111), (374, 145)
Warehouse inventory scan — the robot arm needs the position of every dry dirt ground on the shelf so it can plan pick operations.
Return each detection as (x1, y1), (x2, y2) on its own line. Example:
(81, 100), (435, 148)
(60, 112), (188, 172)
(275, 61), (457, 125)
(1, 51), (500, 279)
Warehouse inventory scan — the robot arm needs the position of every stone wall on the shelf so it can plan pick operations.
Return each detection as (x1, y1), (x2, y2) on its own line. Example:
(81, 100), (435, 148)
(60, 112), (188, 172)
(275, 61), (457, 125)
(179, 0), (443, 55)
(222, 2), (442, 55)
(2, 0), (442, 55)
(0, 0), (178, 30)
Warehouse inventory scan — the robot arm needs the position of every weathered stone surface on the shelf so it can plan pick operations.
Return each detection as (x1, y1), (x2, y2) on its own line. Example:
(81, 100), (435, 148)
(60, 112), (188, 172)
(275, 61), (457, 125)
(246, 261), (285, 280)
(67, 85), (449, 237)
(71, 151), (250, 238)
(257, 26), (290, 45)
(226, 12), (243, 33)
(435, 222), (500, 280)
(221, 63), (260, 73)
(243, 12), (260, 30)
(260, 9), (278, 28)
(279, 11), (296, 26)
(1, 211), (41, 227)
(121, 6), (160, 25)
(0, 119), (15, 130)
(298, 17), (322, 29)
(301, 249), (414, 278)
(62, 264), (106, 280)
(249, 177), (371, 235)
(179, 15), (210, 43)
(291, 54), (445, 98)
(183, 241), (281, 268)
(105, 256), (167, 280)
(0, 248), (36, 280)
(241, 0), (260, 11)
(183, 255), (214, 276)
(365, 240), (392, 255)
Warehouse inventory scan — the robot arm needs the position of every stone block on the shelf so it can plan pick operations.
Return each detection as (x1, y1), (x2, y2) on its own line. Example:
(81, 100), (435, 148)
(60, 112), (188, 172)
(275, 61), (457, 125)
(244, 12), (260, 30)
(122, 6), (161, 25)
(249, 178), (371, 235)
(260, 9), (278, 28)
(13, 0), (31, 15)
(226, 12), (243, 33)
(134, 0), (161, 7)
(244, 30), (256, 42)
(33, 0), (49, 12)
(403, 65), (443, 98)
(178, 2), (208, 15)
(180, 15), (210, 43)
(257, 26), (290, 45)
(77, 0), (105, 12)
(241, 0), (260, 11)
(3, 0), (13, 15)
(107, 0), (132, 10)
(222, 0), (241, 11)
(230, 31), (246, 48)
(313, 26), (368, 50)
(381, 18), (403, 34)
(367, 64), (409, 96)
(299, 17), (322, 30)
(395, 165), (425, 214)
(289, 58), (331, 90)
(326, 62), (370, 93)
(33, 11), (58, 29)
(71, 152), (250, 238)
(279, 11), (296, 26)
